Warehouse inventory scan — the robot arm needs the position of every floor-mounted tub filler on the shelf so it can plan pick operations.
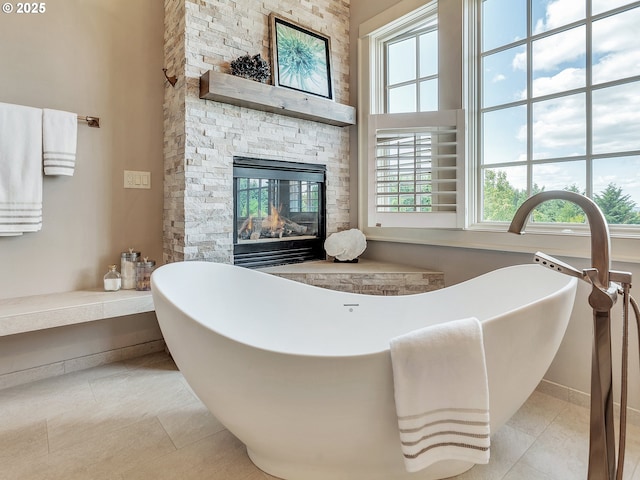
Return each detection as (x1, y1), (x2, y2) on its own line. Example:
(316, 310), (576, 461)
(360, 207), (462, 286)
(509, 191), (640, 480)
(152, 260), (577, 480)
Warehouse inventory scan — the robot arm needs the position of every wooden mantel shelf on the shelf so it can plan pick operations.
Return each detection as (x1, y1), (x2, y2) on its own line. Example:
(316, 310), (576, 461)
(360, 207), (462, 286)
(199, 70), (356, 127)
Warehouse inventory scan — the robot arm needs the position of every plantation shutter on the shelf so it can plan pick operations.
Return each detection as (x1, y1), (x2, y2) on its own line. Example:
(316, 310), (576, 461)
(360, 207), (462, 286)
(367, 109), (465, 229)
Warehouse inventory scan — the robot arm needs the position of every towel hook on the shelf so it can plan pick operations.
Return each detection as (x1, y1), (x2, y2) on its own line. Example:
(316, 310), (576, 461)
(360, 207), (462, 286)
(163, 68), (177, 87)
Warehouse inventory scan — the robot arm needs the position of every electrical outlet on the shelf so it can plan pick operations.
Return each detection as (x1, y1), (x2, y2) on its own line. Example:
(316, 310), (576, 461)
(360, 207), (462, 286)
(124, 170), (151, 189)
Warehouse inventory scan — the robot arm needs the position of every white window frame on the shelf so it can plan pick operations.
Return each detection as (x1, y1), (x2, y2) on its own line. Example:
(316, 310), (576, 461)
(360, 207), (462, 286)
(357, 0), (640, 264)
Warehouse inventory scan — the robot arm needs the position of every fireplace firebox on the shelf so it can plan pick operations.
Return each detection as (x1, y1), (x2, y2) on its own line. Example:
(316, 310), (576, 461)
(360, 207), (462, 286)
(233, 157), (326, 268)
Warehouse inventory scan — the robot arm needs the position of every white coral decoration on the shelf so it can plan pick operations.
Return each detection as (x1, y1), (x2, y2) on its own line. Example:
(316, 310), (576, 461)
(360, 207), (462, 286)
(324, 229), (367, 261)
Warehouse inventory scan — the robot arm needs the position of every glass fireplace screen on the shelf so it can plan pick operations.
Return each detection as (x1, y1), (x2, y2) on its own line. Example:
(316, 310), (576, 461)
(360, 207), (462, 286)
(233, 157), (326, 267)
(236, 177), (321, 241)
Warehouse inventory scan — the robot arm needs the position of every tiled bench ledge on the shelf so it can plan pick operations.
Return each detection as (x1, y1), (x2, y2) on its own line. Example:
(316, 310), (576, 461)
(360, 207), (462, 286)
(259, 259), (444, 295)
(0, 289), (154, 337)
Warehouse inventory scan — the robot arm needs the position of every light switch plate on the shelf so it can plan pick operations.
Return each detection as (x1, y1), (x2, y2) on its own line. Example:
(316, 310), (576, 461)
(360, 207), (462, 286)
(124, 170), (151, 189)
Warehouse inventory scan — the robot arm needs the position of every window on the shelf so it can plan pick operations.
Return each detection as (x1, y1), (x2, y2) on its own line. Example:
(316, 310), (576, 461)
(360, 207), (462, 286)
(384, 15), (438, 113)
(358, 0), (639, 260)
(289, 181), (319, 213)
(360, 0), (465, 230)
(479, 0), (640, 227)
(236, 178), (271, 219)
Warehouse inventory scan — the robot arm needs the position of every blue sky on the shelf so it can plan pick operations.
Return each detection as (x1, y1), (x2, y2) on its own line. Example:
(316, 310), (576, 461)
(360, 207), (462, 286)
(482, 0), (640, 207)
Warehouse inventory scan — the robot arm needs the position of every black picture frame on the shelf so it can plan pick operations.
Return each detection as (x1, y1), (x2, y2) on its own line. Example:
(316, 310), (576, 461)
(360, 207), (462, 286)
(269, 13), (333, 100)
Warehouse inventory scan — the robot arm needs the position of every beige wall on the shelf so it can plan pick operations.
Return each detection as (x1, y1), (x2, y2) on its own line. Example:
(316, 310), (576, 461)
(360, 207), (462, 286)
(0, 1), (164, 374)
(0, 0), (164, 299)
(350, 0), (640, 409)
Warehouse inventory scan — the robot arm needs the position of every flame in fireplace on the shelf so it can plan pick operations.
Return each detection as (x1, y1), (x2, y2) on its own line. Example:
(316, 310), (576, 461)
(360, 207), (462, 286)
(265, 203), (284, 233)
(238, 202), (308, 241)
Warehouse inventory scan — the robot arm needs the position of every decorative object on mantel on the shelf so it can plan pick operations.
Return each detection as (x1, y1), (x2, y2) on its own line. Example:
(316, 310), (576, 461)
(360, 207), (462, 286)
(230, 54), (271, 83)
(269, 13), (333, 100)
(162, 68), (177, 87)
(324, 228), (367, 262)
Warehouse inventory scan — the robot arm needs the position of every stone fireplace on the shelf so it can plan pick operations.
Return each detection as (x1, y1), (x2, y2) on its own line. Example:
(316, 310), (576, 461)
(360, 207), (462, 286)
(163, 0), (351, 266)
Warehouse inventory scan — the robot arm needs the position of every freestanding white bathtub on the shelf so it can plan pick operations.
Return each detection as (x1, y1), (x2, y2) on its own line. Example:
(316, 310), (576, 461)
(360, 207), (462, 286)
(151, 261), (577, 480)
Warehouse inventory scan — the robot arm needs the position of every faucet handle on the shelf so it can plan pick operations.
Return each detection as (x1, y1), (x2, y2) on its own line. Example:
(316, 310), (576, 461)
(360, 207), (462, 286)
(609, 269), (632, 285)
(584, 268), (618, 311)
(584, 268), (603, 288)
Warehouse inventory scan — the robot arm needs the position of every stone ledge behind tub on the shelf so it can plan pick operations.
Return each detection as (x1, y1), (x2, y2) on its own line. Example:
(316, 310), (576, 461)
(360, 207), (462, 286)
(259, 259), (444, 295)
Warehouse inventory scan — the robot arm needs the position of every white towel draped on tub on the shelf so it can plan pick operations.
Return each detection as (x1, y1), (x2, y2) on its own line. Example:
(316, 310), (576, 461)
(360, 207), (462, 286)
(389, 317), (490, 473)
(0, 102), (44, 234)
(42, 108), (77, 176)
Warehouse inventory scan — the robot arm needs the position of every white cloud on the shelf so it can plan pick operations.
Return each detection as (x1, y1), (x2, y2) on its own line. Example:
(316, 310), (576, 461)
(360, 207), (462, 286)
(592, 82), (640, 153)
(593, 51), (640, 84)
(512, 51), (526, 72)
(532, 162), (585, 190)
(511, 25), (584, 74)
(593, 0), (636, 14)
(592, 8), (640, 83)
(525, 4), (640, 78)
(532, 67), (585, 97)
(532, 26), (585, 73)
(492, 74), (506, 83)
(593, 7), (640, 54)
(532, 94), (586, 157)
(528, 81), (640, 160)
(533, 0), (585, 34)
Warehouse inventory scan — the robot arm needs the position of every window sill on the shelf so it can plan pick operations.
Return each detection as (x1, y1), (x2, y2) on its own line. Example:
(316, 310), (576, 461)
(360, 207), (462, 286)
(360, 224), (640, 265)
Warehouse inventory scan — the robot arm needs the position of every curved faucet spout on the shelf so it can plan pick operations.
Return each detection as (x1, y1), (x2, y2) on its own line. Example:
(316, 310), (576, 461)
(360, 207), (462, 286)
(508, 190), (611, 291)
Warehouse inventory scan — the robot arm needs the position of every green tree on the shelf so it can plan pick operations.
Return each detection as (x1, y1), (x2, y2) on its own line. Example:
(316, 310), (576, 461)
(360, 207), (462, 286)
(483, 173), (640, 225)
(531, 184), (586, 224)
(594, 183), (640, 225)
(483, 170), (526, 221)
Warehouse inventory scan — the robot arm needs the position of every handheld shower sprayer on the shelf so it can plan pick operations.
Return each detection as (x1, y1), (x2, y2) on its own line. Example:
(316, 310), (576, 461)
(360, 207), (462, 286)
(532, 251), (585, 280)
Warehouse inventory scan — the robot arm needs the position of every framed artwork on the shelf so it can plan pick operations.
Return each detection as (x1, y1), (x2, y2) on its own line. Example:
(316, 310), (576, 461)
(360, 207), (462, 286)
(269, 13), (333, 100)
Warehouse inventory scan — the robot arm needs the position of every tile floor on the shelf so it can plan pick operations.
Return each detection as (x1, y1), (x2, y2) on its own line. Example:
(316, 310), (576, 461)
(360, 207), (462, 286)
(1, 352), (639, 480)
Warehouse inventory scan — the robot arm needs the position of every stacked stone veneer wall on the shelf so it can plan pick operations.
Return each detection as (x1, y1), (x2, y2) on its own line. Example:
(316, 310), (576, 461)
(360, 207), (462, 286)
(267, 271), (445, 295)
(163, 0), (351, 264)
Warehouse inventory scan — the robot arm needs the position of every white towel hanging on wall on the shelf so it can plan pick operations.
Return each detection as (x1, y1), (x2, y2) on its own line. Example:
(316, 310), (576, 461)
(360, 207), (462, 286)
(43, 108), (78, 176)
(0, 102), (44, 235)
